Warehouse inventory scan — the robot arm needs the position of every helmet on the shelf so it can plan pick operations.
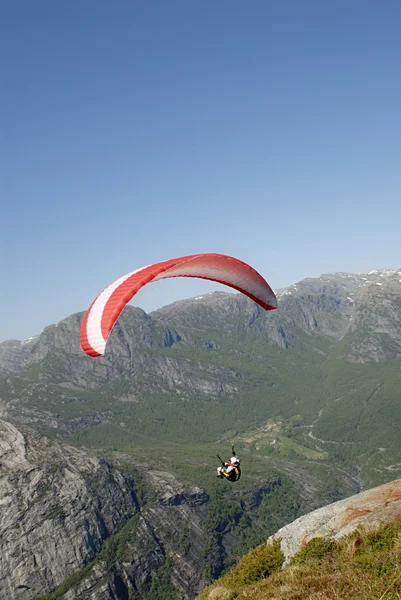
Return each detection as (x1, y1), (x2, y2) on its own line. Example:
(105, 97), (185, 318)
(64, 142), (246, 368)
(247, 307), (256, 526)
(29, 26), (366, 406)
(230, 456), (240, 465)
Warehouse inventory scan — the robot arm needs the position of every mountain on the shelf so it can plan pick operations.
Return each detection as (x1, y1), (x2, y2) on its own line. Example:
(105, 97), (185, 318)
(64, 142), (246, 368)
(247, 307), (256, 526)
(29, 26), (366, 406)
(0, 268), (400, 487)
(0, 419), (356, 600)
(1, 267), (400, 598)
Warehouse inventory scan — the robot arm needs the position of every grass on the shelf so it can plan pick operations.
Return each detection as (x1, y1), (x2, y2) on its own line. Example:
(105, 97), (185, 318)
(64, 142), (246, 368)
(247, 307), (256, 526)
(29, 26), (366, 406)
(197, 518), (401, 600)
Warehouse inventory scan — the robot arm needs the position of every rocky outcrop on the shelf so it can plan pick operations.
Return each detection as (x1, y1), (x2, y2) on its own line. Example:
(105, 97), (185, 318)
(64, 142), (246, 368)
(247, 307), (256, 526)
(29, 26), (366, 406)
(269, 476), (401, 564)
(0, 420), (212, 600)
(341, 271), (401, 363)
(0, 419), (138, 599)
(0, 339), (34, 376)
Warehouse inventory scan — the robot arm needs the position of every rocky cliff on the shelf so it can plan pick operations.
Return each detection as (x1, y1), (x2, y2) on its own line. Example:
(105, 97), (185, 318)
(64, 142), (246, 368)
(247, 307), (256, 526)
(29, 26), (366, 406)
(0, 338), (35, 376)
(0, 418), (136, 598)
(0, 419), (210, 600)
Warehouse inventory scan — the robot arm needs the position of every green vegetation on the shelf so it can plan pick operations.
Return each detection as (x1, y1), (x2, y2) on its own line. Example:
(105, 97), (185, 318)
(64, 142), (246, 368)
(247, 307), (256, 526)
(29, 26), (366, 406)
(34, 514), (173, 600)
(222, 539), (284, 587)
(290, 536), (336, 564)
(4, 306), (401, 490)
(35, 562), (95, 599)
(198, 518), (401, 599)
(137, 558), (177, 600)
(97, 515), (140, 566)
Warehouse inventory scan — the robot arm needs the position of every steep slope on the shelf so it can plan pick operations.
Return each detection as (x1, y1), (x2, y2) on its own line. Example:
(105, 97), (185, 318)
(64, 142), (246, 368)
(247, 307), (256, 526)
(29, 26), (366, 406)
(0, 419), (211, 599)
(339, 270), (401, 362)
(198, 477), (401, 600)
(0, 337), (37, 376)
(0, 419), (138, 599)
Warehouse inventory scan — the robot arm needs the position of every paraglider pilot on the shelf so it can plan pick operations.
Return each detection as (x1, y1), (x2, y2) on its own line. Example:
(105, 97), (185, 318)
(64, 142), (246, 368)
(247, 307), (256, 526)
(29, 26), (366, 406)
(216, 444), (241, 482)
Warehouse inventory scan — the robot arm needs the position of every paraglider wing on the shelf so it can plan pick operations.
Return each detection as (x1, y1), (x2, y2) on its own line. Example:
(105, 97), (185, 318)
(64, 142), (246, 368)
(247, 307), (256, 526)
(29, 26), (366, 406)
(80, 253), (277, 357)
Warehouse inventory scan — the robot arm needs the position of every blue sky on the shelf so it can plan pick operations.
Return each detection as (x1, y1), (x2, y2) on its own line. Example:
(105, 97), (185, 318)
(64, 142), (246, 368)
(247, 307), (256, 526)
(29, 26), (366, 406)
(1, 0), (400, 341)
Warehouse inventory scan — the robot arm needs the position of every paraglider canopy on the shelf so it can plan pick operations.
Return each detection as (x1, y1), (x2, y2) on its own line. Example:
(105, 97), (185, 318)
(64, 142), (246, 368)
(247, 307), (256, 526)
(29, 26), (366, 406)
(80, 253), (277, 357)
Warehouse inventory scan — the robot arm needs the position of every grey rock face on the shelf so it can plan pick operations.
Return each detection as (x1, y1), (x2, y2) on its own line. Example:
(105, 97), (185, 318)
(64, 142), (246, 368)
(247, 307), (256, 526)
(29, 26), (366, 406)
(0, 419), (137, 599)
(341, 271), (401, 362)
(0, 339), (35, 376)
(152, 268), (401, 361)
(269, 476), (401, 564)
(0, 420), (213, 600)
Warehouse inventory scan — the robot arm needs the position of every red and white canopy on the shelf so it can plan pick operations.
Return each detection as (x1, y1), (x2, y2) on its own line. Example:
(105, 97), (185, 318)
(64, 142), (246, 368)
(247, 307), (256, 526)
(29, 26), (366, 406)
(80, 253), (277, 357)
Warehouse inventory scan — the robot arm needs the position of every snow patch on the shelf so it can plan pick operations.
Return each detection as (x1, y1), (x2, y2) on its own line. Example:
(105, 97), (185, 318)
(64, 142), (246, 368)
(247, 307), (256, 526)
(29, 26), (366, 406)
(22, 335), (38, 345)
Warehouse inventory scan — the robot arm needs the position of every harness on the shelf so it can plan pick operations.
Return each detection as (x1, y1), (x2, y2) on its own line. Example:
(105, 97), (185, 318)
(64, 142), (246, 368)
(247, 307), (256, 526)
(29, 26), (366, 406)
(222, 463), (241, 482)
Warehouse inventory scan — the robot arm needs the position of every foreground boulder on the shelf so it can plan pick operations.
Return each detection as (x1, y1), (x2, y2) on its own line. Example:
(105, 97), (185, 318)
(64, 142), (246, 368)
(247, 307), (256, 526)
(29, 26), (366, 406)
(270, 476), (401, 563)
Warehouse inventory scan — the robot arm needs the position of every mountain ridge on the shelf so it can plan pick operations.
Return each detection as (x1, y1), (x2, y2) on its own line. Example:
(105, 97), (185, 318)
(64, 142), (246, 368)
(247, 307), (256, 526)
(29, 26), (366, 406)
(0, 267), (400, 488)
